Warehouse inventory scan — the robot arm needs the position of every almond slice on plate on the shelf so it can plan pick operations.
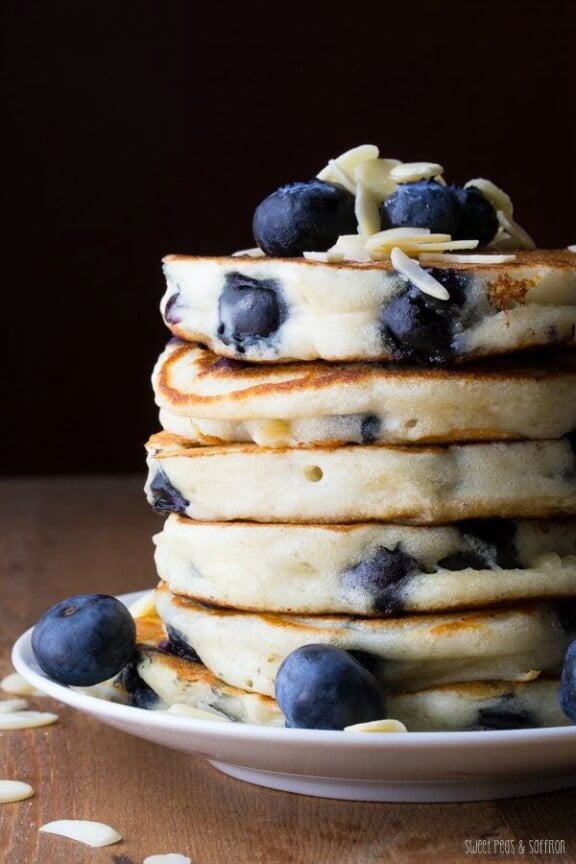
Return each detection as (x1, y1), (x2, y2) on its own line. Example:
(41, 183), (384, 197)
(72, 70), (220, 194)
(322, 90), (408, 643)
(344, 718), (408, 733)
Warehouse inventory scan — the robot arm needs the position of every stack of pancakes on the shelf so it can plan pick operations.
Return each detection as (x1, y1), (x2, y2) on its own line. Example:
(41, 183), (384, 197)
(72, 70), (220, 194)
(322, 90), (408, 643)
(132, 248), (576, 731)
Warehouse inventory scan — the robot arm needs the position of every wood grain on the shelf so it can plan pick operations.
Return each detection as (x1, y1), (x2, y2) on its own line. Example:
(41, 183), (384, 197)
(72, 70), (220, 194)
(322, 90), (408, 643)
(0, 477), (574, 864)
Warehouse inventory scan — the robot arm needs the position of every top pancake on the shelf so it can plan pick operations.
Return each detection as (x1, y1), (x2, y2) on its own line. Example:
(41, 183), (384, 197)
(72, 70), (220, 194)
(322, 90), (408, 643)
(161, 250), (576, 364)
(154, 340), (576, 446)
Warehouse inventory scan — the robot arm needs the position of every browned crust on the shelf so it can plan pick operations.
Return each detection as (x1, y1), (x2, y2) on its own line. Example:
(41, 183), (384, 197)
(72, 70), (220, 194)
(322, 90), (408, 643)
(159, 582), (550, 632)
(163, 250), (576, 270)
(155, 341), (576, 411)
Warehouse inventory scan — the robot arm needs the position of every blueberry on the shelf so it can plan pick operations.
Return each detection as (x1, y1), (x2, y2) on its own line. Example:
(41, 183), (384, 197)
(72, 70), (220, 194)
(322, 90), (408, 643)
(560, 640), (576, 722)
(474, 704), (538, 730)
(342, 545), (420, 615)
(459, 519), (520, 569)
(381, 180), (461, 235)
(32, 594), (136, 686)
(252, 179), (357, 257)
(159, 625), (202, 663)
(360, 414), (381, 444)
(437, 550), (490, 571)
(453, 186), (499, 246)
(274, 644), (386, 730)
(149, 468), (189, 515)
(381, 268), (468, 366)
(381, 285), (454, 365)
(218, 273), (285, 351)
(116, 657), (160, 709)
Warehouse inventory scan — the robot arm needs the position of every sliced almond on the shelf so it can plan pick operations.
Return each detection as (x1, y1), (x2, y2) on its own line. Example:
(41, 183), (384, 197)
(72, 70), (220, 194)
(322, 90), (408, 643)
(465, 178), (514, 217)
(0, 711), (58, 730)
(231, 247), (265, 258)
(567, 245), (576, 253)
(354, 158), (401, 201)
(391, 247), (450, 300)
(409, 240), (479, 252)
(1, 672), (41, 696)
(515, 670), (541, 682)
(497, 211), (536, 250)
(317, 144), (379, 188)
(328, 234), (371, 262)
(143, 854), (192, 864)
(419, 253), (517, 265)
(0, 698), (29, 713)
(367, 227), (434, 246)
(390, 162), (444, 183)
(129, 590), (158, 619)
(302, 251), (345, 263)
(344, 718), (408, 733)
(354, 180), (381, 236)
(167, 703), (230, 722)
(0, 780), (35, 803)
(39, 820), (122, 848)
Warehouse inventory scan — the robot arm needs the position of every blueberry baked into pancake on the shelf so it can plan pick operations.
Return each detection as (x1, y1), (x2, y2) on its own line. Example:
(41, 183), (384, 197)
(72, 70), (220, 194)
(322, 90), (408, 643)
(31, 145), (576, 733)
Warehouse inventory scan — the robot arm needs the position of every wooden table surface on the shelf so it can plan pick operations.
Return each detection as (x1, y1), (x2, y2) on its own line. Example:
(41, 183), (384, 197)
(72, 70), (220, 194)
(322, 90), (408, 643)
(1, 476), (575, 864)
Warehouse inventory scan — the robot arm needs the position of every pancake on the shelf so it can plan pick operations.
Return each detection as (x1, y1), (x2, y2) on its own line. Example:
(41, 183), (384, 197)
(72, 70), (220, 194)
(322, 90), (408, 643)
(153, 515), (576, 616)
(154, 583), (572, 697)
(144, 431), (576, 524)
(154, 341), (576, 446)
(161, 250), (576, 364)
(126, 647), (569, 731)
(122, 614), (570, 730)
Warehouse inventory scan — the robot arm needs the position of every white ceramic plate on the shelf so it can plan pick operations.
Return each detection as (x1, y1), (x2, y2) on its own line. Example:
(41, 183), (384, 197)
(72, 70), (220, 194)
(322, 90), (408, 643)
(12, 591), (576, 803)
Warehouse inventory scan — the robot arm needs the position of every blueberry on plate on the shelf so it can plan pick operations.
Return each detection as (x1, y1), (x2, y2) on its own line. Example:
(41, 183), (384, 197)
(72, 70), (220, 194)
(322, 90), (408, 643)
(381, 180), (461, 235)
(559, 639), (576, 723)
(32, 594), (136, 686)
(274, 644), (386, 730)
(252, 179), (357, 257)
(453, 185), (499, 246)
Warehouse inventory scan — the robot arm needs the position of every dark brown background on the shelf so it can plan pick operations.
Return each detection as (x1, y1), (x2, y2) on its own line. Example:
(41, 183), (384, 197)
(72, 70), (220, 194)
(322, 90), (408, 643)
(3, 0), (575, 474)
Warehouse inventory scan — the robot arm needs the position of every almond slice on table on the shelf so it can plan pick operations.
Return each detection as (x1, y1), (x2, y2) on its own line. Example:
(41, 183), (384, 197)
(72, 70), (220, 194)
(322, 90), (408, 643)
(0, 698), (29, 712)
(0, 781), (35, 803)
(0, 711), (58, 730)
(39, 820), (122, 848)
(1, 672), (42, 696)
(144, 855), (192, 864)
(567, 245), (576, 253)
